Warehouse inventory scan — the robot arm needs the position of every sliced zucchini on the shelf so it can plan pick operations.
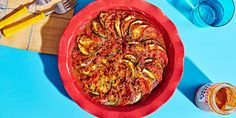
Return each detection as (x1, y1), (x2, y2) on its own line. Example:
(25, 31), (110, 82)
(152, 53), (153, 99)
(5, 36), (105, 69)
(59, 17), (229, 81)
(131, 25), (149, 39)
(144, 58), (163, 70)
(78, 35), (94, 46)
(92, 20), (109, 38)
(142, 68), (156, 81)
(129, 20), (148, 39)
(78, 44), (89, 55)
(122, 59), (135, 77)
(99, 12), (109, 27)
(121, 15), (137, 37)
(90, 91), (99, 96)
(81, 69), (91, 75)
(124, 54), (137, 63)
(97, 76), (111, 94)
(115, 15), (122, 37)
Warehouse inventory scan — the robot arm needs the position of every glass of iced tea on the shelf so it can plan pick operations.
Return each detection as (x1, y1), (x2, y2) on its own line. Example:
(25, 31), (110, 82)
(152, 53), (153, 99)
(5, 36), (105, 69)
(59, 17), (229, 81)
(167, 0), (235, 27)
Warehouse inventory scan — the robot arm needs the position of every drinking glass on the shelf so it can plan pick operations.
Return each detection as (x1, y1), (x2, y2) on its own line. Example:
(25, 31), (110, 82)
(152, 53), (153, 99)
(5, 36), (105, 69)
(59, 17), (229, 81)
(167, 0), (235, 27)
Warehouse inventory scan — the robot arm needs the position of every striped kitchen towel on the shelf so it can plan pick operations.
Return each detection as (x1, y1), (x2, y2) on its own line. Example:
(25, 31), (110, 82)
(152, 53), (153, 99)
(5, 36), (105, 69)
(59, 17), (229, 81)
(0, 0), (74, 55)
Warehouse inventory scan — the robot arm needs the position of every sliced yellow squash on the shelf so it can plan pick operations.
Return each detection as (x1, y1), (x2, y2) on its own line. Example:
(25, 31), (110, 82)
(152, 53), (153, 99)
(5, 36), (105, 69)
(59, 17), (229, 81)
(78, 44), (89, 55)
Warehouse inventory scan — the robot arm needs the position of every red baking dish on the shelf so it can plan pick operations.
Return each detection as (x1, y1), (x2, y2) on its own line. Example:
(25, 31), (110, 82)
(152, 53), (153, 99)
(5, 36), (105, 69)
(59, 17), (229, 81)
(58, 0), (184, 117)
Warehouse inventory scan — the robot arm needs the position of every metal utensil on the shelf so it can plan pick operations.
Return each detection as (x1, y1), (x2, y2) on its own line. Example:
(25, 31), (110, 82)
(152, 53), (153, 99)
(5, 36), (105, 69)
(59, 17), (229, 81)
(0, 0), (51, 29)
(2, 0), (77, 38)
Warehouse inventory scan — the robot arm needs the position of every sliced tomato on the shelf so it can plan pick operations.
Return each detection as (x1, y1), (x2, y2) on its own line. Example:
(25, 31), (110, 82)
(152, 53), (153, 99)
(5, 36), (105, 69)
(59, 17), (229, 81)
(98, 39), (118, 56)
(116, 84), (136, 106)
(144, 45), (168, 68)
(129, 92), (142, 104)
(153, 46), (168, 68)
(143, 65), (163, 84)
(85, 24), (93, 36)
(141, 39), (165, 50)
(121, 15), (137, 37)
(136, 77), (152, 94)
(142, 26), (163, 40)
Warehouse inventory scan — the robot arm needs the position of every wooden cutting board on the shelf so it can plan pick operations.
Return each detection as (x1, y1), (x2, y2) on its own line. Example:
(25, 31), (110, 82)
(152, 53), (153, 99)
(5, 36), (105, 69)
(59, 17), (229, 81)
(0, 0), (74, 55)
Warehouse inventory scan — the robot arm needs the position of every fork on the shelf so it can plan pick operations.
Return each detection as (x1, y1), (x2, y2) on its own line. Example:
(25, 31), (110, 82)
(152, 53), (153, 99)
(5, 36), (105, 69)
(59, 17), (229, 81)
(2, 0), (77, 38)
(0, 0), (51, 29)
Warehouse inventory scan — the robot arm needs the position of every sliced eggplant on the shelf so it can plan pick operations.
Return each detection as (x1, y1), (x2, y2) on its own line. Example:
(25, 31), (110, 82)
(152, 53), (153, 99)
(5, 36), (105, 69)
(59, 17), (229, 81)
(92, 19), (110, 38)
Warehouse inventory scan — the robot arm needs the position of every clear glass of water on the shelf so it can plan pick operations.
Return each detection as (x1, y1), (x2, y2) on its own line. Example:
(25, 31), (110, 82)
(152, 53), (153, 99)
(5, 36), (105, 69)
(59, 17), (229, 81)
(167, 0), (235, 27)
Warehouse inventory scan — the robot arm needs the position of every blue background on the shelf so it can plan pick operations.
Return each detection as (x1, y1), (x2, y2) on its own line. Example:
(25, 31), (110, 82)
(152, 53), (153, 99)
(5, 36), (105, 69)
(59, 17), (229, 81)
(1, 0), (236, 118)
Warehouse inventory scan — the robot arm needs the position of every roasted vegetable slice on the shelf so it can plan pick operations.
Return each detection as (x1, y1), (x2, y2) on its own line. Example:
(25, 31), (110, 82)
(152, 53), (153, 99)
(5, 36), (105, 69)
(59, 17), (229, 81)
(122, 59), (136, 78)
(142, 68), (156, 81)
(104, 12), (116, 29)
(102, 94), (119, 106)
(144, 58), (163, 70)
(124, 54), (137, 64)
(77, 35), (94, 46)
(131, 24), (149, 39)
(142, 26), (163, 39)
(131, 93), (142, 104)
(115, 14), (122, 37)
(92, 19), (110, 38)
(99, 12), (109, 27)
(129, 20), (148, 39)
(121, 15), (137, 37)
(143, 44), (168, 68)
(96, 75), (111, 94)
(78, 44), (89, 55)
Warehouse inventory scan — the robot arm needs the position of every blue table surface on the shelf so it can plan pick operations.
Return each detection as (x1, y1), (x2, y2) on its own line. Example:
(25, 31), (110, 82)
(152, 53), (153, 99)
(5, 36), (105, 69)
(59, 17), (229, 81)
(1, 0), (236, 118)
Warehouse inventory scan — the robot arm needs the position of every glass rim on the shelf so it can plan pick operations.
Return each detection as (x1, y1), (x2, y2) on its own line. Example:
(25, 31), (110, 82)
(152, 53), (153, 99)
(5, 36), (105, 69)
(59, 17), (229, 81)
(197, 0), (235, 27)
